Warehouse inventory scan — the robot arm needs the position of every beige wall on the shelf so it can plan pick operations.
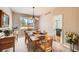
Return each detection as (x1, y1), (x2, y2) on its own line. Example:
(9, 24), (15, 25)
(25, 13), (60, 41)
(77, 8), (79, 33)
(39, 11), (54, 36)
(53, 8), (78, 33)
(0, 7), (12, 29)
(12, 12), (21, 30)
(39, 7), (79, 43)
(53, 8), (78, 43)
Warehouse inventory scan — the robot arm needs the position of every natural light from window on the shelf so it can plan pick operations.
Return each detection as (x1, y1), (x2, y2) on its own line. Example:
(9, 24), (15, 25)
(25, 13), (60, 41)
(20, 17), (34, 30)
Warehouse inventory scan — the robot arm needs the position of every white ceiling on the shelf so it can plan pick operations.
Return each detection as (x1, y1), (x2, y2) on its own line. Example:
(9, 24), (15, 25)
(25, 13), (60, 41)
(11, 7), (55, 16)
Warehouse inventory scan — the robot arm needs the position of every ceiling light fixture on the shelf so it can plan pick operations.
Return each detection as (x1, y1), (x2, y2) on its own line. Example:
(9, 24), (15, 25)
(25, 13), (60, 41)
(32, 7), (35, 20)
(32, 7), (39, 21)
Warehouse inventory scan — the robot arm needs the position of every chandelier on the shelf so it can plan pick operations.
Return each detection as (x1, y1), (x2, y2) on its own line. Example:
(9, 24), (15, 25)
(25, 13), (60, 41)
(32, 7), (39, 20)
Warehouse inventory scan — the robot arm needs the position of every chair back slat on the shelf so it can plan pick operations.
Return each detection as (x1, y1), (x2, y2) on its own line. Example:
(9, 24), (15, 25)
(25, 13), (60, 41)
(24, 31), (32, 44)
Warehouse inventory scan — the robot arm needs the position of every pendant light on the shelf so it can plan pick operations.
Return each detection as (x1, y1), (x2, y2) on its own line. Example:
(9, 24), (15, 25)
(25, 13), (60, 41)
(32, 7), (39, 20)
(32, 7), (35, 20)
(32, 7), (35, 29)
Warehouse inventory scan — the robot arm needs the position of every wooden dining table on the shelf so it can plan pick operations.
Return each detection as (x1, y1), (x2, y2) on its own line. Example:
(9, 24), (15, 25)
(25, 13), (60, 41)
(28, 32), (53, 52)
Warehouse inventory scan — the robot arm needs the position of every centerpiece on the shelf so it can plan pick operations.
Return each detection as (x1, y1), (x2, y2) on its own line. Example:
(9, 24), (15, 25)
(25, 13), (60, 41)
(65, 32), (78, 52)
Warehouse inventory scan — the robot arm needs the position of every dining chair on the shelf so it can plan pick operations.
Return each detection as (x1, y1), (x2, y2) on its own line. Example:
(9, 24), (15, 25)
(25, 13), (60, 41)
(24, 31), (28, 44)
(13, 31), (18, 41)
(37, 36), (53, 52)
(24, 31), (36, 52)
(24, 30), (32, 43)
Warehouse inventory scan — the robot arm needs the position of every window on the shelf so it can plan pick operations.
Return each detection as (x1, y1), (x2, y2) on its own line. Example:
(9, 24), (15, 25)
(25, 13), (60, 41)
(55, 15), (62, 29)
(2, 14), (9, 27)
(20, 17), (34, 27)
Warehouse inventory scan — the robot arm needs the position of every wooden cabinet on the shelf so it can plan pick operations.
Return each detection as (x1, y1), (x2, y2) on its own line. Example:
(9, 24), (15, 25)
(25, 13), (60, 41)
(0, 10), (3, 27)
(0, 10), (9, 27)
(0, 36), (15, 52)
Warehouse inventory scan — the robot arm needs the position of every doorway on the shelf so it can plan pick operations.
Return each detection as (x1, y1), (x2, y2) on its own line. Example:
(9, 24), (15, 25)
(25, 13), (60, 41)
(53, 15), (63, 43)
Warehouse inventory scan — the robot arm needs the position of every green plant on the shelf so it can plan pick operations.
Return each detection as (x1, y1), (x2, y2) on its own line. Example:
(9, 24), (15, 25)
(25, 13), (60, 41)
(65, 32), (78, 51)
(65, 32), (78, 44)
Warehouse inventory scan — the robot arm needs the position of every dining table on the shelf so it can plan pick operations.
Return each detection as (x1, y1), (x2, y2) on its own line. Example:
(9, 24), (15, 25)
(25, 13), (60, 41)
(28, 32), (53, 52)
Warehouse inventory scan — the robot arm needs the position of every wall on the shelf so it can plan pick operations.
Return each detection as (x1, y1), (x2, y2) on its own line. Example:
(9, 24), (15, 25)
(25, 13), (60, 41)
(0, 7), (12, 29)
(53, 8), (78, 33)
(39, 11), (54, 36)
(12, 12), (21, 30)
(39, 7), (79, 43)
(76, 8), (79, 50)
(77, 8), (79, 34)
(53, 8), (78, 43)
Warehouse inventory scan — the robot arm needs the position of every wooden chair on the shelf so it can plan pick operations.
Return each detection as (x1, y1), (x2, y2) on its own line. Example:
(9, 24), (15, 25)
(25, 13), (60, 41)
(24, 31), (32, 44)
(35, 36), (53, 52)
(13, 31), (18, 41)
(0, 36), (15, 52)
(24, 31), (28, 44)
(24, 31), (36, 52)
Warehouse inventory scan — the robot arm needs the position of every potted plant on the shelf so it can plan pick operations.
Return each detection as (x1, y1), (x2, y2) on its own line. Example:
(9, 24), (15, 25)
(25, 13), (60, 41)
(4, 30), (10, 36)
(65, 32), (78, 52)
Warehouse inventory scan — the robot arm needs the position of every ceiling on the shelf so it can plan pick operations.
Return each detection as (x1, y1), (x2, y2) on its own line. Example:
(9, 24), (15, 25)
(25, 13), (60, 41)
(11, 7), (55, 16)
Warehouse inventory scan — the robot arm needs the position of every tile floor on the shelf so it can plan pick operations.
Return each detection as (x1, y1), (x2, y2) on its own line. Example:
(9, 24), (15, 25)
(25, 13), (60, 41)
(2, 35), (71, 52)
